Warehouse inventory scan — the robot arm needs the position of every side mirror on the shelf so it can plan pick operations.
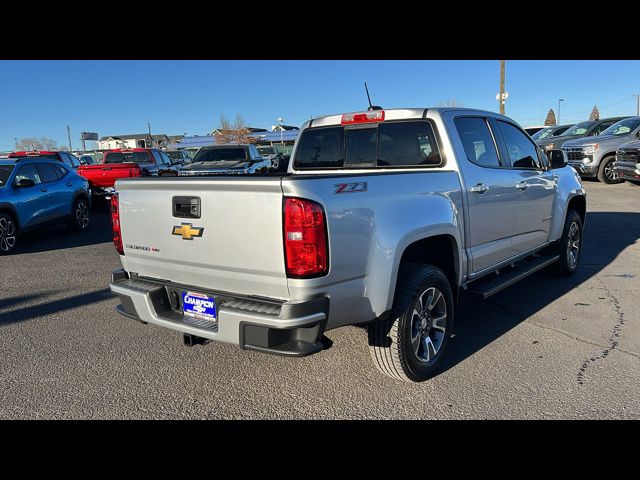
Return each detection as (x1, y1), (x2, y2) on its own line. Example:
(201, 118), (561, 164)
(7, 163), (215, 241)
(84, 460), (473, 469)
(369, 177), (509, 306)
(15, 178), (35, 188)
(548, 150), (567, 169)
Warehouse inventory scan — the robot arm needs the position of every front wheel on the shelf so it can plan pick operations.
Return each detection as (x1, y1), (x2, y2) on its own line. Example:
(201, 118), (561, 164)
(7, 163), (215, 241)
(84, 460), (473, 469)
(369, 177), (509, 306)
(0, 213), (18, 255)
(368, 263), (454, 382)
(553, 209), (583, 276)
(597, 155), (623, 184)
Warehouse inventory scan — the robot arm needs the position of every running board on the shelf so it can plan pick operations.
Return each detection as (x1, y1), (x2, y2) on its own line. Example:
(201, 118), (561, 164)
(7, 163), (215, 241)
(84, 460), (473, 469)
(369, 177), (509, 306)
(467, 254), (560, 299)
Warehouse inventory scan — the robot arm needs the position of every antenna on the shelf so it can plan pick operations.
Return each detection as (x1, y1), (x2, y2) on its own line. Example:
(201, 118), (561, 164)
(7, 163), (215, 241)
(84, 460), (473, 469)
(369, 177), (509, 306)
(364, 82), (383, 111)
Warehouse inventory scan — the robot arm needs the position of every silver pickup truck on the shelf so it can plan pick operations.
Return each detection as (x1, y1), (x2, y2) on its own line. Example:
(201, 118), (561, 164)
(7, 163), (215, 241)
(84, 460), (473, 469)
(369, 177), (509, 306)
(109, 107), (586, 382)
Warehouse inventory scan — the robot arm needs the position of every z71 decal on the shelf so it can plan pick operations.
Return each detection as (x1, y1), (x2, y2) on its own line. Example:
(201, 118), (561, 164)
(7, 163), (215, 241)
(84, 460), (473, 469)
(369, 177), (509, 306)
(334, 182), (368, 194)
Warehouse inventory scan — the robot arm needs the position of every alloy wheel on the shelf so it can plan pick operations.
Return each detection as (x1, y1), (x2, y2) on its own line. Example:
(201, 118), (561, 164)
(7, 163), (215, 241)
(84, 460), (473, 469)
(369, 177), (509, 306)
(410, 286), (447, 365)
(0, 217), (16, 252)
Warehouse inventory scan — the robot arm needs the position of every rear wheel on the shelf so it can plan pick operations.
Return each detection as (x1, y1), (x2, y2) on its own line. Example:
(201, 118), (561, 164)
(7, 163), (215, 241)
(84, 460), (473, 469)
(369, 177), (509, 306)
(368, 263), (454, 382)
(0, 213), (18, 255)
(597, 155), (623, 184)
(68, 197), (90, 232)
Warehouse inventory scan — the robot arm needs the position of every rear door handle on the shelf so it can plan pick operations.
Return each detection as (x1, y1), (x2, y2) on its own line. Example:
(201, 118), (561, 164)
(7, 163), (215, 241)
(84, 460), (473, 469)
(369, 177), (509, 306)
(469, 183), (489, 194)
(66, 182), (73, 187)
(516, 182), (528, 190)
(40, 188), (48, 192)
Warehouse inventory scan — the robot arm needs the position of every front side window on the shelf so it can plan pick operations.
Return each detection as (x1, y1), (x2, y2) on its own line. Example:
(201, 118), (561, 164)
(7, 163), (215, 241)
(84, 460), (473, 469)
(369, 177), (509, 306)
(531, 127), (554, 140)
(564, 121), (593, 136)
(14, 164), (42, 185)
(495, 120), (542, 169)
(160, 152), (172, 165)
(454, 117), (501, 168)
(600, 118), (640, 136)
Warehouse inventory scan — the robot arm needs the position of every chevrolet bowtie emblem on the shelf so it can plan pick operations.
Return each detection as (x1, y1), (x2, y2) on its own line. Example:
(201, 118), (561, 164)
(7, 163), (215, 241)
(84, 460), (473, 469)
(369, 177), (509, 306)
(172, 223), (204, 240)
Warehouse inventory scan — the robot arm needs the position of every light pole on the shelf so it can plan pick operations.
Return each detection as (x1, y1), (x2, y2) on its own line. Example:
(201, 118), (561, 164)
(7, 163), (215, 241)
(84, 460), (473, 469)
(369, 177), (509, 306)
(557, 99), (564, 126)
(277, 117), (285, 145)
(147, 122), (152, 148)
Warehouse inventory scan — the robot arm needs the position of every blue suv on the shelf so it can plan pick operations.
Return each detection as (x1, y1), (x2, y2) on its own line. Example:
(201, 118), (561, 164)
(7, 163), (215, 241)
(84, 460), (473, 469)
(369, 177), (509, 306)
(0, 157), (92, 254)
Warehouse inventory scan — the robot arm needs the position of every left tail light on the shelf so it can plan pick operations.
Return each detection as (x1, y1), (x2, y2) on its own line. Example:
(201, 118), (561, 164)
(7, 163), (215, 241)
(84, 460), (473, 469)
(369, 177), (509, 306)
(283, 197), (328, 278)
(111, 193), (124, 255)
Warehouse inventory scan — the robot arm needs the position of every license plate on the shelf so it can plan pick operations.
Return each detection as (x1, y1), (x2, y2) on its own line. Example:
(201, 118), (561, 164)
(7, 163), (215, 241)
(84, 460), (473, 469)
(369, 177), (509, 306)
(182, 291), (217, 322)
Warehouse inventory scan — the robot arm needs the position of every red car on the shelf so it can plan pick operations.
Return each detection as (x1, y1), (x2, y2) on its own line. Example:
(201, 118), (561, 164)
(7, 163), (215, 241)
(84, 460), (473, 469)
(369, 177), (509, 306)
(77, 148), (180, 199)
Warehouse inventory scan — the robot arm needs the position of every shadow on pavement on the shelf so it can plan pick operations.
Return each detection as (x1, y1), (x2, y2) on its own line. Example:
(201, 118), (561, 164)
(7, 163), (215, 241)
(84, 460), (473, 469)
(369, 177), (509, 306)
(439, 211), (640, 374)
(12, 210), (112, 255)
(0, 288), (114, 326)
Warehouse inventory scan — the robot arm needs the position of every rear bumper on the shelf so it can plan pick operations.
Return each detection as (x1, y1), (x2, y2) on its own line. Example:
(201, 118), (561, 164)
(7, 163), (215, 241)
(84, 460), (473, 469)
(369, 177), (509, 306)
(109, 269), (328, 357)
(90, 186), (116, 197)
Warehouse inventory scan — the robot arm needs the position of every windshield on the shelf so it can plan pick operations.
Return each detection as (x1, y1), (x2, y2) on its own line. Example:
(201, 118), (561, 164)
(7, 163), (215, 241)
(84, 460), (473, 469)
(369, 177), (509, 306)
(531, 127), (555, 140)
(257, 146), (275, 155)
(601, 118), (640, 136)
(562, 121), (593, 136)
(104, 152), (150, 163)
(167, 151), (184, 160)
(193, 148), (247, 163)
(0, 165), (14, 186)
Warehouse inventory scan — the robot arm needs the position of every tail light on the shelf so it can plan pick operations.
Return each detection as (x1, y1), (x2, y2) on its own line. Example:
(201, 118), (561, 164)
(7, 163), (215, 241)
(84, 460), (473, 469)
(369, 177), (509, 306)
(284, 197), (328, 278)
(341, 110), (385, 125)
(111, 194), (124, 255)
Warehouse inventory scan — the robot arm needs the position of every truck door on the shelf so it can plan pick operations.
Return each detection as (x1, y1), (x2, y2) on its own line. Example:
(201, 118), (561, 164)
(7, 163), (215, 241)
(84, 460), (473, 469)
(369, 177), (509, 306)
(451, 115), (517, 274)
(491, 119), (556, 256)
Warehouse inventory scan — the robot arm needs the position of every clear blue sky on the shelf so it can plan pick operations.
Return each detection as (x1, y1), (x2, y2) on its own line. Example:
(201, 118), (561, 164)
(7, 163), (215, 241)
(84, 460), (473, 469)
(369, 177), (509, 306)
(1, 60), (639, 151)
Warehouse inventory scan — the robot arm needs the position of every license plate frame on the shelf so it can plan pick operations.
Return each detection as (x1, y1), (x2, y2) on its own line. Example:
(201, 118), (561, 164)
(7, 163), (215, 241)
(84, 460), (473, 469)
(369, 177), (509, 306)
(182, 291), (217, 323)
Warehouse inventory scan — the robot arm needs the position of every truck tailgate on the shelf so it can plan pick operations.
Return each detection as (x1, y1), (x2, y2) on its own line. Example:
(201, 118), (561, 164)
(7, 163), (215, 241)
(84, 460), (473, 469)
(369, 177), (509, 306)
(78, 163), (138, 187)
(116, 177), (289, 300)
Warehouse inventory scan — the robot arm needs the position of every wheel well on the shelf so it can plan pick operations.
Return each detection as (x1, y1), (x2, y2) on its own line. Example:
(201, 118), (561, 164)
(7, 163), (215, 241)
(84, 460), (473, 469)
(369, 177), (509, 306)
(73, 192), (90, 205)
(568, 195), (586, 225)
(398, 235), (458, 298)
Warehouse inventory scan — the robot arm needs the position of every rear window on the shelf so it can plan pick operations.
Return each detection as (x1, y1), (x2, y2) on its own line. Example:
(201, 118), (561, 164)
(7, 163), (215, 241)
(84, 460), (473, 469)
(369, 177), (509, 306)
(0, 165), (14, 186)
(167, 151), (184, 160)
(104, 152), (150, 163)
(293, 121), (442, 170)
(193, 148), (248, 163)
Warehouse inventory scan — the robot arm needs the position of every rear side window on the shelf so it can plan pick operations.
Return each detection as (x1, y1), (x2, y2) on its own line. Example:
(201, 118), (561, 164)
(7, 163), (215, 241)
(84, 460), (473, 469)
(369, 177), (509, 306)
(36, 163), (60, 183)
(293, 127), (344, 169)
(495, 120), (542, 169)
(14, 164), (42, 185)
(54, 164), (68, 178)
(104, 152), (150, 163)
(293, 121), (442, 169)
(454, 117), (501, 168)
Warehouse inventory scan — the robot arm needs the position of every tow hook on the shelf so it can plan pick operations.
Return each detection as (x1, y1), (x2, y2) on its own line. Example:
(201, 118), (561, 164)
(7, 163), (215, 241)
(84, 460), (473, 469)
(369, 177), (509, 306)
(183, 333), (209, 347)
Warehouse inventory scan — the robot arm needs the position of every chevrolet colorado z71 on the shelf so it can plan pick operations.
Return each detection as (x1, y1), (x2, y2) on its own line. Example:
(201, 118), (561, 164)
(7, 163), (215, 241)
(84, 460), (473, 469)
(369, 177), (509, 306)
(109, 107), (586, 382)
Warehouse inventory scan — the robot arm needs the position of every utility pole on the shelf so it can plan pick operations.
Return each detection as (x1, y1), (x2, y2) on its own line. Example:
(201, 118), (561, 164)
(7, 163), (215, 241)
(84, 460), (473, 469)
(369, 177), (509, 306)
(634, 94), (640, 116)
(81, 136), (86, 152)
(499, 60), (505, 115)
(557, 99), (564, 126)
(14, 137), (17, 150)
(147, 122), (153, 148)
(67, 125), (72, 151)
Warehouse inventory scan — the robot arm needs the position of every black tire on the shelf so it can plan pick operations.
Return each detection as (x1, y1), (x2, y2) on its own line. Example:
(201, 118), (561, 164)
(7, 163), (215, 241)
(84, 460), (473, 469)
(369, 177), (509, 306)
(597, 155), (623, 184)
(68, 197), (91, 232)
(368, 263), (454, 382)
(0, 212), (18, 255)
(553, 209), (583, 277)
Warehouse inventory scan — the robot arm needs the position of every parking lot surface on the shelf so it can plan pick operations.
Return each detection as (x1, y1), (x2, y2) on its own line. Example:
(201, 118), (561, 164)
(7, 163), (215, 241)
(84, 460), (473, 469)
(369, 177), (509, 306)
(0, 181), (638, 419)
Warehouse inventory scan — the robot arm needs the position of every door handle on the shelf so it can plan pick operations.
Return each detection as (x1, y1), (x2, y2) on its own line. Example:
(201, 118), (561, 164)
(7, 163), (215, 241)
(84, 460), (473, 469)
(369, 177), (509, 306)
(469, 183), (489, 194)
(66, 182), (73, 187)
(40, 188), (48, 192)
(516, 182), (528, 190)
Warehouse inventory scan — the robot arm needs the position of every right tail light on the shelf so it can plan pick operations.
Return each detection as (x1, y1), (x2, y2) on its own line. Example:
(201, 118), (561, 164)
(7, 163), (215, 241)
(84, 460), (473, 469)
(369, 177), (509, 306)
(283, 197), (328, 278)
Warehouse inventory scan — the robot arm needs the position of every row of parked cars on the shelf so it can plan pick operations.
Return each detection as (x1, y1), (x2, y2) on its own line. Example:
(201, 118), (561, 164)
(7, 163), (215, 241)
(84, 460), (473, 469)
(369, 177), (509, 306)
(528, 116), (640, 185)
(0, 145), (291, 254)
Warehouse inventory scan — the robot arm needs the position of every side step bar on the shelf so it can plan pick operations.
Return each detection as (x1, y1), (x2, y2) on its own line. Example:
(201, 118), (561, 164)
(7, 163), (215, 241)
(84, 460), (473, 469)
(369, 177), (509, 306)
(468, 254), (560, 299)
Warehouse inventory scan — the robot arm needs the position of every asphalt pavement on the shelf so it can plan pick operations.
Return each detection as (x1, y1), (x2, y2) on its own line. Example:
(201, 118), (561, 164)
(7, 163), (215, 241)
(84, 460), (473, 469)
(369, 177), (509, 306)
(0, 181), (638, 419)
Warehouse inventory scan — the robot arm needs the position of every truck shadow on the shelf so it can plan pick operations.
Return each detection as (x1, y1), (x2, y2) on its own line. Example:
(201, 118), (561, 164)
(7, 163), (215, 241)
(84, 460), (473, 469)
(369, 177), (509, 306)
(13, 210), (112, 254)
(438, 210), (640, 375)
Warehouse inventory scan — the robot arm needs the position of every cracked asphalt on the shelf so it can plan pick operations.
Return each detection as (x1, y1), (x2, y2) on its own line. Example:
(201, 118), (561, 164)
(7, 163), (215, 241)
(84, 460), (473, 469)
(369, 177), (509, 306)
(0, 181), (638, 419)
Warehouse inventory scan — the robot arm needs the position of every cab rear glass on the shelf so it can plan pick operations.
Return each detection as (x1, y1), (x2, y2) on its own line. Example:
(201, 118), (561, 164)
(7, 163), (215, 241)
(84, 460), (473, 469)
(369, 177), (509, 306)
(104, 152), (150, 163)
(293, 120), (442, 170)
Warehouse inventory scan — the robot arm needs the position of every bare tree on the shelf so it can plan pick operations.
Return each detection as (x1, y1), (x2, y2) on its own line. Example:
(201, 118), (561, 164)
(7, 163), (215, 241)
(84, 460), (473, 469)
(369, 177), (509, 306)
(214, 114), (260, 144)
(15, 137), (59, 151)
(438, 98), (463, 107)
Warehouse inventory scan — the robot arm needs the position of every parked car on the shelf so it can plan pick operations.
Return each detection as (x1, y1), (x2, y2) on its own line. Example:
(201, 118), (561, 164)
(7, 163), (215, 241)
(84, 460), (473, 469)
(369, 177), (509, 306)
(8, 150), (82, 170)
(0, 157), (91, 254)
(178, 144), (273, 176)
(562, 116), (640, 183)
(166, 149), (192, 166)
(530, 124), (573, 141)
(256, 145), (290, 172)
(109, 106), (586, 382)
(613, 141), (640, 185)
(524, 125), (546, 136)
(77, 148), (179, 200)
(536, 117), (629, 152)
